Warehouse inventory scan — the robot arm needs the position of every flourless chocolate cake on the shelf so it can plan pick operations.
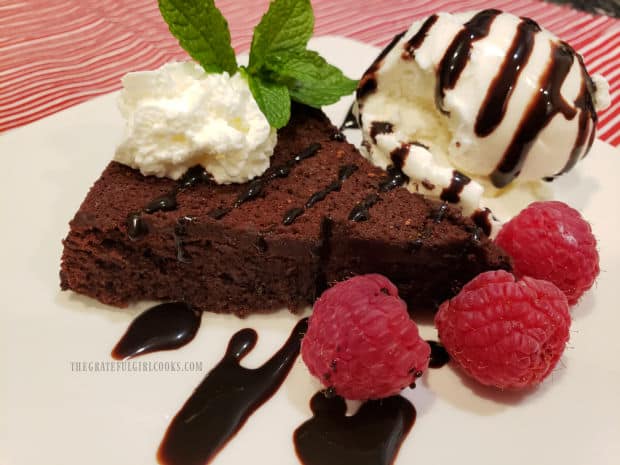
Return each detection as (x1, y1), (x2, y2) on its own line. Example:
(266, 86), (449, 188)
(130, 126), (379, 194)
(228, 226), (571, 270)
(60, 104), (511, 315)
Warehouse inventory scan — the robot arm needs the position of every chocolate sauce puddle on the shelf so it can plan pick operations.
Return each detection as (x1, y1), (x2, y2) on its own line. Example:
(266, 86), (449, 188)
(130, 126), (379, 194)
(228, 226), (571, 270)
(157, 318), (308, 465)
(436, 9), (501, 113)
(294, 392), (415, 465)
(111, 302), (201, 360)
(475, 18), (540, 136)
(490, 42), (579, 187)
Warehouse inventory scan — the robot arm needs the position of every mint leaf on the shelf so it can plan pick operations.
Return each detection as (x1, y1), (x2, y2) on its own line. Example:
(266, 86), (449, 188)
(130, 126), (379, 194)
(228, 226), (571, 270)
(158, 0), (237, 74)
(246, 73), (291, 129)
(249, 0), (313, 73)
(268, 50), (358, 107)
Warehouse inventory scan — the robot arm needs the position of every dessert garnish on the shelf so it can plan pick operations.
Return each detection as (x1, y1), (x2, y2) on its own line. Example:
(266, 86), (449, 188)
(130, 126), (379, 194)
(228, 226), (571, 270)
(115, 0), (356, 184)
(158, 318), (307, 465)
(111, 302), (201, 360)
(353, 10), (611, 215)
(159, 0), (357, 127)
(495, 200), (599, 305)
(435, 270), (571, 389)
(301, 275), (430, 400)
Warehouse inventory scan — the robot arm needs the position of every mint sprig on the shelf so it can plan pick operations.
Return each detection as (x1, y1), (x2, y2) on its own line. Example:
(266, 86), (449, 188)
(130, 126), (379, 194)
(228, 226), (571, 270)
(248, 0), (314, 73)
(268, 50), (358, 108)
(159, 0), (358, 128)
(246, 73), (291, 129)
(158, 0), (237, 74)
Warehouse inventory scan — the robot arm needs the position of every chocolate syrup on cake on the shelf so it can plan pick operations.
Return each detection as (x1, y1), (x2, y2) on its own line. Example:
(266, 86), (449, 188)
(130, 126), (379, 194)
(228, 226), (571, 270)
(427, 340), (450, 369)
(144, 194), (178, 214)
(294, 392), (415, 465)
(173, 216), (193, 263)
(282, 164), (359, 225)
(378, 166), (409, 192)
(126, 212), (149, 240)
(111, 302), (200, 360)
(125, 167), (211, 242)
(349, 193), (380, 222)
(283, 207), (305, 226)
(347, 163), (410, 222)
(157, 319), (307, 465)
(432, 203), (449, 223)
(209, 143), (322, 220)
(471, 208), (493, 236)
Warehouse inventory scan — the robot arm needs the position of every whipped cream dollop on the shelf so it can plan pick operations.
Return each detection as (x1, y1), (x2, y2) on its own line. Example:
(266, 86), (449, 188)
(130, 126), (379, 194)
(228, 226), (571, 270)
(115, 62), (277, 184)
(355, 10), (611, 216)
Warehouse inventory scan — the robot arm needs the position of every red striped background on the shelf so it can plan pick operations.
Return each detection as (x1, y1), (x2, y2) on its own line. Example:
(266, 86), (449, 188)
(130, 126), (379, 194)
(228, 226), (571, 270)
(1, 0), (618, 145)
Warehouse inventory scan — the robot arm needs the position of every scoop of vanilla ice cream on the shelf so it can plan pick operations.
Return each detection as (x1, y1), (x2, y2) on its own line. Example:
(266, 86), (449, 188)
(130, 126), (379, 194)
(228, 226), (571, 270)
(356, 10), (610, 215)
(115, 62), (277, 184)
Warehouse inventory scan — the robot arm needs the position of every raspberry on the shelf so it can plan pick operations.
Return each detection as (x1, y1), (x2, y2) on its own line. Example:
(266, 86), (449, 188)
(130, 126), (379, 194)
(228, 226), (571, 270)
(435, 270), (570, 389)
(301, 274), (430, 400)
(495, 201), (599, 305)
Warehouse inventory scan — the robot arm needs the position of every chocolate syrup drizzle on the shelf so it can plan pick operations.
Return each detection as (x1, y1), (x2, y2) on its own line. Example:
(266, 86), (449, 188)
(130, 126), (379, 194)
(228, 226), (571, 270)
(294, 392), (415, 465)
(490, 41), (595, 187)
(436, 9), (501, 113)
(126, 166), (211, 242)
(352, 11), (598, 192)
(389, 144), (409, 171)
(432, 203), (450, 224)
(348, 162), (409, 222)
(471, 208), (493, 237)
(370, 121), (394, 143)
(440, 170), (471, 203)
(283, 164), (359, 225)
(475, 18), (540, 136)
(349, 193), (381, 222)
(157, 319), (308, 465)
(173, 216), (194, 263)
(111, 302), (201, 360)
(402, 14), (439, 59)
(208, 143), (322, 221)
(357, 30), (407, 102)
(555, 50), (598, 176)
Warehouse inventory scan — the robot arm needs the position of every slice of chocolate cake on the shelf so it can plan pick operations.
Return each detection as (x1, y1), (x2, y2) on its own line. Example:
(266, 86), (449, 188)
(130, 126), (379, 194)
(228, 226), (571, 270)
(60, 104), (511, 316)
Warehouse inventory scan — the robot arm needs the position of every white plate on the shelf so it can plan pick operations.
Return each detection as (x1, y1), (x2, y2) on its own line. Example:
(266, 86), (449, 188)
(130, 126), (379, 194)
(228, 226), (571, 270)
(1, 36), (619, 465)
